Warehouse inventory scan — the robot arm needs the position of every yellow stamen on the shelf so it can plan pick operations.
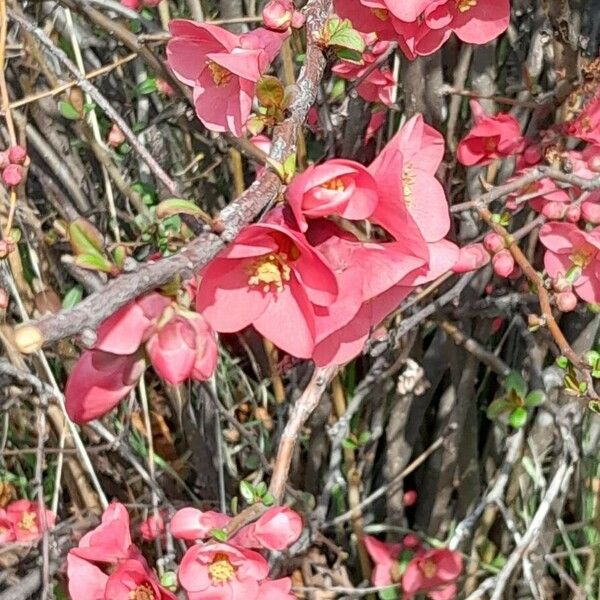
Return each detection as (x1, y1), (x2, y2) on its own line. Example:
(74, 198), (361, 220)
(128, 584), (156, 600)
(19, 511), (38, 532)
(370, 8), (389, 21)
(570, 246), (596, 268)
(456, 0), (477, 12)
(208, 553), (236, 584)
(321, 177), (345, 192)
(247, 253), (291, 293)
(484, 137), (498, 153)
(421, 559), (437, 579)
(207, 61), (233, 87)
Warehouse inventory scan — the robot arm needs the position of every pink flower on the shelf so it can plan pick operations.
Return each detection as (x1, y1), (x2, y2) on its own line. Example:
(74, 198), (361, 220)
(369, 113), (450, 243)
(0, 509), (15, 543)
(492, 249), (515, 278)
(332, 40), (396, 106)
(452, 243), (490, 273)
(457, 101), (524, 167)
(425, 0), (510, 46)
(2, 163), (23, 187)
(402, 548), (463, 600)
(167, 21), (287, 135)
(104, 559), (176, 599)
(5, 499), (55, 543)
(70, 503), (135, 563)
(67, 554), (109, 600)
(333, 0), (397, 41)
(8, 145), (27, 164)
(233, 507), (302, 551)
(178, 542), (270, 598)
(286, 159), (379, 231)
(139, 513), (165, 542)
(196, 217), (338, 358)
(363, 535), (403, 587)
(107, 124), (125, 148)
(565, 93), (600, 145)
(539, 221), (600, 304)
(262, 0), (305, 31)
(258, 577), (295, 599)
(170, 507), (232, 541)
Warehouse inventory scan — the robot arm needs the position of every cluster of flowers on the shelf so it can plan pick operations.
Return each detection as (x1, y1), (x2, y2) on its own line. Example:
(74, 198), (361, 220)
(0, 499), (56, 543)
(67, 502), (301, 599)
(0, 144), (28, 187)
(334, 0), (510, 60)
(456, 89), (600, 312)
(65, 113), (491, 425)
(364, 535), (463, 600)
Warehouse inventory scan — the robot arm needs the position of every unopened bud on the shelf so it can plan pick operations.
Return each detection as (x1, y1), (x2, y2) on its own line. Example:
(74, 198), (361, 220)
(14, 324), (44, 354)
(8, 145), (27, 165)
(483, 232), (505, 254)
(156, 79), (174, 97)
(492, 249), (515, 278)
(565, 205), (581, 223)
(403, 490), (417, 507)
(107, 124), (126, 148)
(262, 0), (294, 31)
(542, 201), (567, 220)
(582, 201), (600, 224)
(556, 291), (577, 312)
(552, 275), (571, 293)
(2, 164), (23, 187)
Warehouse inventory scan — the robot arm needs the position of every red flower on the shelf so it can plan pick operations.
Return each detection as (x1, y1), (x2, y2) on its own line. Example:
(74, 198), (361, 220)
(104, 559), (176, 599)
(5, 499), (55, 543)
(196, 217), (338, 358)
(457, 100), (524, 167)
(232, 506), (303, 551)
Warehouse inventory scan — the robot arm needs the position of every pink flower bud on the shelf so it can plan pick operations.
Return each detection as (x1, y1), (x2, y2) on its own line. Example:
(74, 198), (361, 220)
(156, 79), (174, 97)
(556, 291), (577, 312)
(8, 145), (27, 165)
(291, 9), (306, 28)
(0, 288), (8, 311)
(588, 153), (600, 173)
(121, 0), (140, 8)
(0, 151), (9, 169)
(403, 490), (417, 507)
(2, 164), (23, 187)
(483, 232), (504, 254)
(402, 534), (421, 549)
(107, 124), (126, 148)
(492, 249), (515, 278)
(566, 205), (581, 223)
(582, 201), (600, 224)
(542, 201), (567, 220)
(262, 0), (294, 31)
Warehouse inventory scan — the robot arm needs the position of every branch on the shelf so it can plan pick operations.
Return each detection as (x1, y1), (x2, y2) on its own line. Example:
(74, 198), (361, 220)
(13, 0), (331, 353)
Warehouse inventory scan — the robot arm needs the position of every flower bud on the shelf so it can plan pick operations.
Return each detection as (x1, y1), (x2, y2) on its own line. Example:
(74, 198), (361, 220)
(582, 201), (600, 224)
(2, 164), (23, 187)
(492, 249), (515, 278)
(14, 324), (44, 354)
(402, 534), (421, 548)
(107, 124), (126, 148)
(565, 204), (581, 223)
(588, 153), (600, 173)
(403, 490), (417, 507)
(556, 291), (577, 312)
(120, 0), (140, 8)
(262, 0), (294, 31)
(156, 79), (174, 97)
(483, 232), (504, 254)
(0, 239), (15, 258)
(8, 145), (27, 165)
(541, 201), (566, 220)
(552, 275), (571, 293)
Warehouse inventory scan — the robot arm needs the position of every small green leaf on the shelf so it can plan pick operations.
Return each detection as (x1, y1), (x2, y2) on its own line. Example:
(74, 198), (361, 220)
(68, 219), (105, 256)
(486, 398), (509, 420)
(524, 390), (545, 407)
(112, 245), (127, 269)
(156, 198), (205, 219)
(210, 528), (228, 542)
(256, 76), (285, 109)
(377, 586), (399, 600)
(262, 492), (275, 507)
(328, 19), (365, 53)
(137, 77), (158, 95)
(75, 253), (115, 274)
(246, 114), (267, 136)
(504, 371), (527, 398)
(240, 480), (255, 504)
(255, 481), (267, 497)
(58, 100), (80, 120)
(556, 356), (569, 369)
(509, 407), (528, 429)
(335, 47), (364, 64)
(342, 438), (358, 450)
(358, 431), (371, 446)
(62, 286), (83, 309)
(282, 153), (296, 183)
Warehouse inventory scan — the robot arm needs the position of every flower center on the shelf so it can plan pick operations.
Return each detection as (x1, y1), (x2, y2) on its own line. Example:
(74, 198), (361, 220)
(456, 0), (477, 12)
(128, 584), (156, 600)
(19, 511), (38, 532)
(370, 8), (389, 21)
(484, 137), (498, 153)
(321, 177), (345, 192)
(420, 558), (437, 579)
(208, 553), (236, 584)
(207, 61), (233, 87)
(570, 245), (596, 268)
(403, 163), (416, 207)
(247, 253), (291, 293)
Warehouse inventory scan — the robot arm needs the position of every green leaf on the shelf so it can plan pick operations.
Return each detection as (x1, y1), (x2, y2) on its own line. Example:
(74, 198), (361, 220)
(328, 20), (365, 54)
(585, 350), (600, 367)
(255, 481), (267, 497)
(262, 492), (275, 507)
(68, 219), (105, 256)
(112, 245), (127, 269)
(240, 480), (255, 504)
(58, 100), (80, 120)
(486, 398), (509, 420)
(509, 407), (528, 429)
(556, 356), (569, 369)
(504, 371), (527, 398)
(358, 431), (371, 446)
(210, 528), (228, 542)
(62, 285), (83, 310)
(75, 253), (115, 274)
(160, 571), (177, 591)
(282, 153), (296, 183)
(156, 198), (205, 219)
(342, 438), (358, 450)
(246, 114), (267, 136)
(256, 76), (285, 109)
(524, 390), (545, 407)
(137, 77), (158, 95)
(377, 586), (399, 600)
(335, 47), (364, 64)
